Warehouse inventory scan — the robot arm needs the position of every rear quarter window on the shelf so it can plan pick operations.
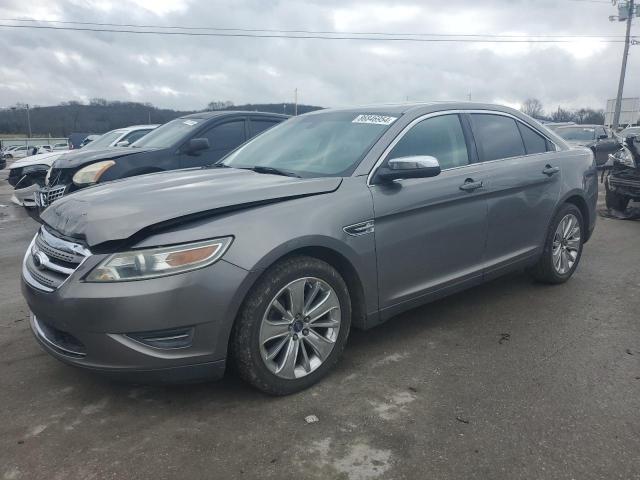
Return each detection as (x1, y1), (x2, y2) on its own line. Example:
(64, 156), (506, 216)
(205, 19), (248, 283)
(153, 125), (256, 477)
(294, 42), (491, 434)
(517, 122), (549, 155)
(471, 114), (525, 161)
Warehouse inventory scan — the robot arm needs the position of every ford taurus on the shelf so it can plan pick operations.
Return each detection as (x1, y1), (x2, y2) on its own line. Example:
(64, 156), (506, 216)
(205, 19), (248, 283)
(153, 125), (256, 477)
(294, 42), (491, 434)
(22, 102), (598, 395)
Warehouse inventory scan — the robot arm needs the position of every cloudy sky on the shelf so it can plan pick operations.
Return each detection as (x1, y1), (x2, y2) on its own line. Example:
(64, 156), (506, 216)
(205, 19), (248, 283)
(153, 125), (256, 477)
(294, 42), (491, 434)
(0, 0), (637, 114)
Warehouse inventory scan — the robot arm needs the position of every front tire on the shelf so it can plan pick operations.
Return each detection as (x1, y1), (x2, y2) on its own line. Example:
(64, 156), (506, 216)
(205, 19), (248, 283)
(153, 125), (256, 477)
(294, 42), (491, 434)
(232, 255), (351, 395)
(530, 203), (584, 284)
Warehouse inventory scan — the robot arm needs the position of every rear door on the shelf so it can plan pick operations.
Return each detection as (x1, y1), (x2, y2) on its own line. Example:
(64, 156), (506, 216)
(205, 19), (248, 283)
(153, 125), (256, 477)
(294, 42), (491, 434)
(248, 117), (282, 139)
(180, 119), (247, 168)
(371, 113), (489, 313)
(469, 113), (562, 277)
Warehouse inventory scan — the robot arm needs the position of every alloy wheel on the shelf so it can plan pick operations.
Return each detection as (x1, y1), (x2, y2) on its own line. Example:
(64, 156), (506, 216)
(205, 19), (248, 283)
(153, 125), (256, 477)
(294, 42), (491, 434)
(259, 277), (341, 379)
(552, 213), (581, 275)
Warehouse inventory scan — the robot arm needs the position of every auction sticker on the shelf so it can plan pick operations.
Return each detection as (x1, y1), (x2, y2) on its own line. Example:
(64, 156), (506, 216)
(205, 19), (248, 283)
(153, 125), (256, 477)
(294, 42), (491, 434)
(183, 120), (199, 126)
(352, 114), (397, 125)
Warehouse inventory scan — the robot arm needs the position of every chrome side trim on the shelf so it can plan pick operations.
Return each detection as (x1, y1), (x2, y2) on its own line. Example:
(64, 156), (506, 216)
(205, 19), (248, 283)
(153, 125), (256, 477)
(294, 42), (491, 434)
(367, 109), (561, 186)
(344, 220), (375, 236)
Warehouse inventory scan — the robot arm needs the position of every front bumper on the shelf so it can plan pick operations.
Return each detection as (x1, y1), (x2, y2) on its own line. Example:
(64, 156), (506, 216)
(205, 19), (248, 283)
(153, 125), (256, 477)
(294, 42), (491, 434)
(22, 248), (257, 382)
(608, 169), (640, 199)
(11, 184), (39, 207)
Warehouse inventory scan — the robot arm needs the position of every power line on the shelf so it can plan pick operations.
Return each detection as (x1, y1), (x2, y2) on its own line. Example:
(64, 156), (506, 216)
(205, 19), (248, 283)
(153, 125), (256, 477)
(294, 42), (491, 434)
(0, 17), (631, 39)
(0, 23), (631, 43)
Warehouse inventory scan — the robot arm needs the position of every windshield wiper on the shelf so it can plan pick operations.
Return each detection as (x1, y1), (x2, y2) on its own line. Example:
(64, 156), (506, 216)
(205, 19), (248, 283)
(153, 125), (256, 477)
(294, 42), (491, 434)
(244, 166), (301, 178)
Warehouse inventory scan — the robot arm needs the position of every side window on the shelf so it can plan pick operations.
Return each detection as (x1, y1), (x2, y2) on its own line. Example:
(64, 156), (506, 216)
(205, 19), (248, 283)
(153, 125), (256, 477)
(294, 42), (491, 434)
(471, 114), (525, 161)
(387, 114), (469, 170)
(201, 121), (246, 150)
(517, 122), (548, 155)
(596, 127), (606, 139)
(250, 119), (279, 137)
(121, 129), (152, 144)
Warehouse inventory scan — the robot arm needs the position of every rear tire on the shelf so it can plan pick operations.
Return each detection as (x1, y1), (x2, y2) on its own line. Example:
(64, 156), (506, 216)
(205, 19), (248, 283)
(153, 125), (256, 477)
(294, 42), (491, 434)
(232, 255), (351, 395)
(605, 181), (630, 212)
(530, 203), (584, 284)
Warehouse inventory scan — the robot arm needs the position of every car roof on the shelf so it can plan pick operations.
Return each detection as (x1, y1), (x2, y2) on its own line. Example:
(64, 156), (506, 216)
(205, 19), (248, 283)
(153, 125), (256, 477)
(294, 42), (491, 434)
(181, 111), (289, 120)
(301, 101), (533, 118)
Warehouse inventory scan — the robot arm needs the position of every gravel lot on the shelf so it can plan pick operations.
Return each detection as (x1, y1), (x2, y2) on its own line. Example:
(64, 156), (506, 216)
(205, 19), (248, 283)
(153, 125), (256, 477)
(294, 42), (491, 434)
(1, 162), (639, 480)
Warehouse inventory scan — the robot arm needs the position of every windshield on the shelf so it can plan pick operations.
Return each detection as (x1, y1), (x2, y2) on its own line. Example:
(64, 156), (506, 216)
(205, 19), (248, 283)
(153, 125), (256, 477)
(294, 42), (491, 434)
(83, 130), (125, 150)
(131, 118), (202, 149)
(222, 111), (396, 177)
(556, 127), (595, 142)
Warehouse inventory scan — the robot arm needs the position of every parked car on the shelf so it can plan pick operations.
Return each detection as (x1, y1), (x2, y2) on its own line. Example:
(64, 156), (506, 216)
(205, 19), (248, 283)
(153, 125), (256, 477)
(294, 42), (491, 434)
(22, 103), (597, 394)
(617, 126), (640, 140)
(555, 124), (620, 166)
(0, 155), (5, 170)
(544, 122), (576, 132)
(80, 135), (100, 148)
(35, 112), (287, 208)
(3, 145), (30, 159)
(52, 143), (70, 151)
(604, 133), (640, 211)
(9, 125), (158, 210)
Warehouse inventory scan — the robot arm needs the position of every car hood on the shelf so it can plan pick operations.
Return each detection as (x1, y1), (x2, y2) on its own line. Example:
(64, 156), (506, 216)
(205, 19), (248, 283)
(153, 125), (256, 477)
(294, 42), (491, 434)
(8, 151), (65, 169)
(40, 167), (342, 247)
(565, 140), (594, 148)
(51, 147), (156, 169)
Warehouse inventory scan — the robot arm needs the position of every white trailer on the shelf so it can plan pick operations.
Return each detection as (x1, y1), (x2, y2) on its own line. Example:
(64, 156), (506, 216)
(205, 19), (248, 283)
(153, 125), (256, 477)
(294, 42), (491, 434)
(605, 97), (640, 128)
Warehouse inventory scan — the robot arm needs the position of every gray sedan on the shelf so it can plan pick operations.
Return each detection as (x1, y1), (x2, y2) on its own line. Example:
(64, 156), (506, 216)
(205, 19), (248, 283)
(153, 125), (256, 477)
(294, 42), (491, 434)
(22, 102), (598, 394)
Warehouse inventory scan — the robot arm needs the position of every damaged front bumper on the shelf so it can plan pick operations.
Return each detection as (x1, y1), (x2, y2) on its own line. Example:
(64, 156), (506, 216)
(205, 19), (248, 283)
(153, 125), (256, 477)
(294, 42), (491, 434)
(607, 168), (640, 200)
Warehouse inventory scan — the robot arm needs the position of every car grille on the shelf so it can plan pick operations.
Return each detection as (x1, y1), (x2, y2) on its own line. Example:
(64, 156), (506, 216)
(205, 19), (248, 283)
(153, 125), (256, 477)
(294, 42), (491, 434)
(35, 185), (67, 207)
(23, 227), (91, 292)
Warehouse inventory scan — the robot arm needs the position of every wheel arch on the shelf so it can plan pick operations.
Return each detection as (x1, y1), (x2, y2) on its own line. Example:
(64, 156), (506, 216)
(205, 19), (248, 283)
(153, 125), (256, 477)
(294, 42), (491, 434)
(556, 190), (593, 243)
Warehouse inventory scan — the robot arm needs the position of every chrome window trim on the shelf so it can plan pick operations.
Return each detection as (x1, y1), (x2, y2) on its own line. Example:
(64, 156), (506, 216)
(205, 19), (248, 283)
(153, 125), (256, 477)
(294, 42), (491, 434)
(367, 109), (560, 186)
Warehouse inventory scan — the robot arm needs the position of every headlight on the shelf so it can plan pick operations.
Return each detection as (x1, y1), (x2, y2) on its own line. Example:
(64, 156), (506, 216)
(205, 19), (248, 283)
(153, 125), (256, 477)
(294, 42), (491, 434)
(86, 237), (233, 282)
(613, 147), (636, 168)
(72, 160), (115, 186)
(22, 164), (49, 175)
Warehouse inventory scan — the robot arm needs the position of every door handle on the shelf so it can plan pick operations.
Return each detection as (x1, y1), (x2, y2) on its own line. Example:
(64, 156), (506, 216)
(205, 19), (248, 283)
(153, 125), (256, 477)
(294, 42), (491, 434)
(459, 178), (483, 192)
(542, 165), (560, 176)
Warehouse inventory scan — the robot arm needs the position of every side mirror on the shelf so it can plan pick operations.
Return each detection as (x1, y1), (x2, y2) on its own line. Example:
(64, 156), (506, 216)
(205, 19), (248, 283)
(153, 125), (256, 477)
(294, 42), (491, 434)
(115, 140), (129, 147)
(185, 138), (210, 155)
(375, 156), (441, 183)
(598, 134), (608, 140)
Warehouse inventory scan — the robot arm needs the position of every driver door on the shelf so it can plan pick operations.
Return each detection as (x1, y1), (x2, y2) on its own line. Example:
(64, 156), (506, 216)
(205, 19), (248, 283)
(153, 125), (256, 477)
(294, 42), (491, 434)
(180, 119), (247, 168)
(370, 114), (489, 315)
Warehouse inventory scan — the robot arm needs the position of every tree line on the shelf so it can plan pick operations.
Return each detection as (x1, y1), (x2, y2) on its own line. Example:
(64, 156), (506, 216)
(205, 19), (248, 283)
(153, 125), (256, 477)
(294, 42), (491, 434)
(0, 99), (322, 137)
(520, 98), (605, 125)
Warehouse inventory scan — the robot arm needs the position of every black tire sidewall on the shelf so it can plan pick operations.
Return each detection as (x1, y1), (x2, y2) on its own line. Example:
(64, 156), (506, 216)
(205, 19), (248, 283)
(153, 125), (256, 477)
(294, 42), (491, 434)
(233, 255), (351, 395)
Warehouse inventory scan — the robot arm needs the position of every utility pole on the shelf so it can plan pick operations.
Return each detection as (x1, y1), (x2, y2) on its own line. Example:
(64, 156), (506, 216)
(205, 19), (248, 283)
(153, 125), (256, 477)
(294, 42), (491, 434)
(25, 103), (32, 138)
(294, 88), (298, 116)
(611, 0), (636, 129)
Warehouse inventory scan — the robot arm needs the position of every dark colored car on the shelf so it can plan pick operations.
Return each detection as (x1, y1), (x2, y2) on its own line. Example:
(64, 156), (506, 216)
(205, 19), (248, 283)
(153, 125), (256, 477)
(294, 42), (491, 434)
(36, 111), (288, 208)
(605, 134), (640, 211)
(22, 102), (597, 395)
(555, 124), (620, 166)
